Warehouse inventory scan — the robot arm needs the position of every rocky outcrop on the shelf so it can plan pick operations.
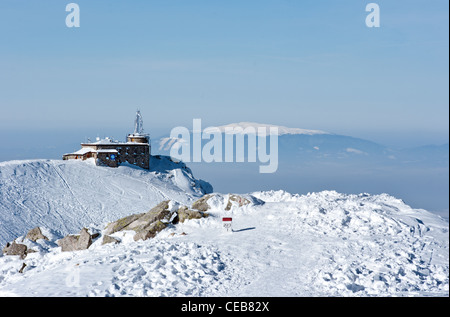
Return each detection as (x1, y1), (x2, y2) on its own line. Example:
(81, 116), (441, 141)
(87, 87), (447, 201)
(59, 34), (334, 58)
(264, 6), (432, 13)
(3, 242), (28, 259)
(104, 213), (145, 236)
(177, 206), (206, 223)
(25, 227), (48, 242)
(102, 235), (120, 245)
(58, 235), (79, 252)
(58, 228), (94, 252)
(125, 201), (172, 231)
(104, 200), (207, 242)
(78, 228), (93, 250)
(3, 199), (211, 256)
(105, 201), (172, 242)
(225, 194), (251, 211)
(133, 220), (167, 241)
(2, 227), (49, 259)
(192, 194), (213, 211)
(191, 193), (258, 212)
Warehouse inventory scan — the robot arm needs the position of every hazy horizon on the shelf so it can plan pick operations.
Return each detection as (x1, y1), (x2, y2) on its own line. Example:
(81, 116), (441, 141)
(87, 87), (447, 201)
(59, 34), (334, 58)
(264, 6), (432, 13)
(0, 121), (448, 164)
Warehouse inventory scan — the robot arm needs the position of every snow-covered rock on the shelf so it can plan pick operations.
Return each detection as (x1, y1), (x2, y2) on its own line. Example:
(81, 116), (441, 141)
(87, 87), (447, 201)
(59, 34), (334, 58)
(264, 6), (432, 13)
(191, 193), (264, 212)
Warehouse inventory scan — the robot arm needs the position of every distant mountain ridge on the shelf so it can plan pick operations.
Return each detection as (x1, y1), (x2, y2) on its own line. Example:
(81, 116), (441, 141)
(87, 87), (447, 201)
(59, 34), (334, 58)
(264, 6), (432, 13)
(206, 122), (331, 136)
(154, 122), (448, 166)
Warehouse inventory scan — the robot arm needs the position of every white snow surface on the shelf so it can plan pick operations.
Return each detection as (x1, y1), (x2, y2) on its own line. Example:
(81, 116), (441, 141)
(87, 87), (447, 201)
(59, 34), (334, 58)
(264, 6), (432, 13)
(0, 162), (448, 297)
(0, 158), (211, 246)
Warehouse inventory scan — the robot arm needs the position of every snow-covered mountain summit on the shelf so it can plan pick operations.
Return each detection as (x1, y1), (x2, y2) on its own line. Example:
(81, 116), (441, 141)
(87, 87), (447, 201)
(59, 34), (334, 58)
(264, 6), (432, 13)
(206, 122), (331, 136)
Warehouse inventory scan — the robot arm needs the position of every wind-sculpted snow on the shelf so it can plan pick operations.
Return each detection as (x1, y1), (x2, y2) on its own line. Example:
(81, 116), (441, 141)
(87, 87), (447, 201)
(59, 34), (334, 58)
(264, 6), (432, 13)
(0, 188), (448, 296)
(249, 191), (449, 295)
(0, 158), (212, 245)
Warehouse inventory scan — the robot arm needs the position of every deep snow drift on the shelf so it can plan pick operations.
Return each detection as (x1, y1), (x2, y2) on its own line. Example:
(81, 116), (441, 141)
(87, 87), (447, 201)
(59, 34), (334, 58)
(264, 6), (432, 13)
(0, 157), (212, 246)
(0, 182), (448, 296)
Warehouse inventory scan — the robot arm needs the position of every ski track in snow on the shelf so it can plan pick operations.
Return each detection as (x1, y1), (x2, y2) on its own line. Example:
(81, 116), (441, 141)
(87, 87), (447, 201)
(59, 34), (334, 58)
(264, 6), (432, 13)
(0, 159), (208, 246)
(0, 161), (448, 297)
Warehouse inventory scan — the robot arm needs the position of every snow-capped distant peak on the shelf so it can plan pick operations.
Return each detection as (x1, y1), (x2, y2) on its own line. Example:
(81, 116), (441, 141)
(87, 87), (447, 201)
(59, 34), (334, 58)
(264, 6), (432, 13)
(208, 122), (331, 136)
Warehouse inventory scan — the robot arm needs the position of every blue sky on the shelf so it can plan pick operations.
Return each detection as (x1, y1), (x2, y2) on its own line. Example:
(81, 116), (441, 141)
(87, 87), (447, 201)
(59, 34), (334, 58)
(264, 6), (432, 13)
(0, 0), (448, 147)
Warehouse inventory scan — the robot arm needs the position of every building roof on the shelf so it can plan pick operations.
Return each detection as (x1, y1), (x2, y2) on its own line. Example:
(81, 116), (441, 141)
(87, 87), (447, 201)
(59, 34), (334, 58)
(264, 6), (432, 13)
(85, 137), (119, 145)
(80, 137), (149, 147)
(63, 148), (96, 156)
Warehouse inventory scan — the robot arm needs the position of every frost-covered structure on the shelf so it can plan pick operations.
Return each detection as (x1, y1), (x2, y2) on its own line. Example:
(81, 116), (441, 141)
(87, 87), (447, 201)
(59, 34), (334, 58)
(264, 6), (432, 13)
(63, 111), (151, 169)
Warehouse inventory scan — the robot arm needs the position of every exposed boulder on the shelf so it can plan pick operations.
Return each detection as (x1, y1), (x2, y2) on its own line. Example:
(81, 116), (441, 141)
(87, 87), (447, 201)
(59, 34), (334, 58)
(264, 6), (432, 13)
(192, 193), (261, 212)
(101, 200), (208, 242)
(127, 201), (175, 241)
(25, 227), (48, 242)
(104, 201), (174, 240)
(177, 206), (207, 223)
(78, 228), (92, 250)
(126, 200), (172, 231)
(104, 213), (145, 235)
(133, 220), (167, 241)
(58, 228), (94, 252)
(3, 242), (28, 259)
(192, 194), (213, 211)
(58, 235), (80, 252)
(225, 194), (251, 211)
(102, 235), (120, 245)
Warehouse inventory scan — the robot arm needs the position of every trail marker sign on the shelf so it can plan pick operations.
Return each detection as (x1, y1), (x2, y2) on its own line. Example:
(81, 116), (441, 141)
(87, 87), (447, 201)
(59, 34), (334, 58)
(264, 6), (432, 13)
(222, 217), (232, 232)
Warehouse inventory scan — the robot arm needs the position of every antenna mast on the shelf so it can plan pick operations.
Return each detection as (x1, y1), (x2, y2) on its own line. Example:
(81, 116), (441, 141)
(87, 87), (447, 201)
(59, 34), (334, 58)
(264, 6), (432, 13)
(134, 110), (144, 135)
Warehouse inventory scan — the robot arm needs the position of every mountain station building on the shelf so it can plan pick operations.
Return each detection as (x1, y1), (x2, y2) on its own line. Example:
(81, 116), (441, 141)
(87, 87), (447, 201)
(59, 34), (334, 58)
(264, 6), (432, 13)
(63, 111), (151, 169)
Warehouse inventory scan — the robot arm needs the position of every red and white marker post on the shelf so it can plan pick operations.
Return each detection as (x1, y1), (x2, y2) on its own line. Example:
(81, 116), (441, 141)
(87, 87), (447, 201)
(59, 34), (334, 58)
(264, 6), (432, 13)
(222, 217), (233, 232)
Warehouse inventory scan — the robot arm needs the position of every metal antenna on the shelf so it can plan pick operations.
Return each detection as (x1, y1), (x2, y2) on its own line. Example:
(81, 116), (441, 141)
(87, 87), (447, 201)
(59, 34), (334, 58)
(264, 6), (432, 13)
(134, 109), (144, 135)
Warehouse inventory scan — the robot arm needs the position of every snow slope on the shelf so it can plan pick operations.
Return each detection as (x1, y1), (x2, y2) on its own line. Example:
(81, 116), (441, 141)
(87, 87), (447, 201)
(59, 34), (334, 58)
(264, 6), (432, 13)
(0, 157), (212, 246)
(0, 190), (448, 297)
